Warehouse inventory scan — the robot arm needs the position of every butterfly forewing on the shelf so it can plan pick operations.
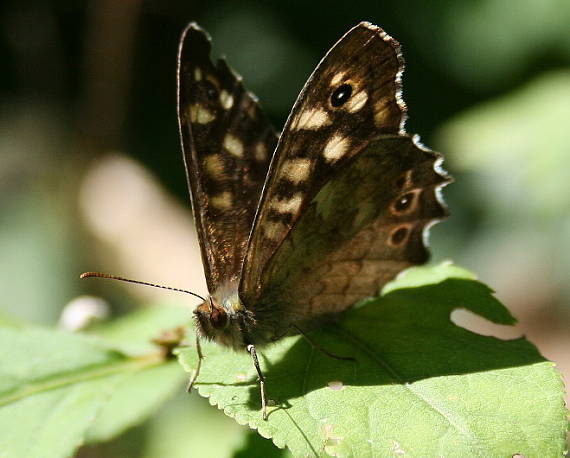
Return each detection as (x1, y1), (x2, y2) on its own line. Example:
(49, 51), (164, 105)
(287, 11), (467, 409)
(177, 24), (278, 292)
(240, 22), (407, 301)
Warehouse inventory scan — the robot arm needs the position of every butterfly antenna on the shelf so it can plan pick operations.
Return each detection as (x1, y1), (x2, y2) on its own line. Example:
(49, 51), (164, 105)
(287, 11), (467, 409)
(80, 272), (206, 302)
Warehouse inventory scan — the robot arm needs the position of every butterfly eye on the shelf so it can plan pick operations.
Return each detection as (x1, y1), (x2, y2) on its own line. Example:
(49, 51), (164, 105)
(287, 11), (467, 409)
(330, 83), (352, 107)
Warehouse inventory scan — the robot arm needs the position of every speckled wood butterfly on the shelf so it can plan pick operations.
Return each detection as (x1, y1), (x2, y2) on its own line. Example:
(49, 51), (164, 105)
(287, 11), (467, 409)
(83, 21), (450, 420)
(175, 21), (450, 419)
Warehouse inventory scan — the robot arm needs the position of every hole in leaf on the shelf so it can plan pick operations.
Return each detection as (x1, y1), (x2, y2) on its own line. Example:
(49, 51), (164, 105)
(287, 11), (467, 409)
(451, 309), (522, 340)
(327, 380), (344, 391)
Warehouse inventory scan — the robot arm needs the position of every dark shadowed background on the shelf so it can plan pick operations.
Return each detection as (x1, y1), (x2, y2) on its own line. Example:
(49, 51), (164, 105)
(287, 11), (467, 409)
(1, 0), (569, 456)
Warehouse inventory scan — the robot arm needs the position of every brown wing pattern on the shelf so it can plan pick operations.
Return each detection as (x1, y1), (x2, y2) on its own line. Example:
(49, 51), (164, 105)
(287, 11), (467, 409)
(241, 22), (406, 300)
(246, 136), (450, 339)
(177, 24), (278, 292)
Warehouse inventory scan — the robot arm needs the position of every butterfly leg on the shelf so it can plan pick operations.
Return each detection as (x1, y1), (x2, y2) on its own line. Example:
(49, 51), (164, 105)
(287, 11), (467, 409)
(246, 343), (268, 421)
(291, 324), (355, 361)
(186, 335), (204, 392)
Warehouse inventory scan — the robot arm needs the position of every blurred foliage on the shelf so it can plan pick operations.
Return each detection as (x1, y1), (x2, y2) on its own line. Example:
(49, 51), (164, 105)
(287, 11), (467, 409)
(0, 307), (188, 457)
(1, 0), (569, 456)
(436, 71), (570, 304)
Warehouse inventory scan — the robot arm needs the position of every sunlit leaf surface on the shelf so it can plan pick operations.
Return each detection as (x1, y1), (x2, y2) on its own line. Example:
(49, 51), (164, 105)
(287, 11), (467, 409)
(177, 263), (567, 457)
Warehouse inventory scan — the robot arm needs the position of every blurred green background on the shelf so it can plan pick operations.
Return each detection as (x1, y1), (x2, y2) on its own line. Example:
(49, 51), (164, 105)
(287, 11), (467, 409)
(1, 0), (569, 456)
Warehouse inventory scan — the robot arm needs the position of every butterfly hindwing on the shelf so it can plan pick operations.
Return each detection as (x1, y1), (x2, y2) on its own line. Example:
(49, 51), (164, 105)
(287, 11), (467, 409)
(177, 24), (278, 292)
(240, 22), (408, 302)
(252, 136), (449, 332)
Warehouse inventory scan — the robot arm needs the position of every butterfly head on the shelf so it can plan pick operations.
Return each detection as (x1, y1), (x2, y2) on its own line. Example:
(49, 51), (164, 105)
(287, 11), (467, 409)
(193, 286), (250, 349)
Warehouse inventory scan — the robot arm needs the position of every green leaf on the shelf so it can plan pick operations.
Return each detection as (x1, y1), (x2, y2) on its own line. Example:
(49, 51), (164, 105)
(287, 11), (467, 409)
(0, 306), (189, 458)
(176, 263), (568, 457)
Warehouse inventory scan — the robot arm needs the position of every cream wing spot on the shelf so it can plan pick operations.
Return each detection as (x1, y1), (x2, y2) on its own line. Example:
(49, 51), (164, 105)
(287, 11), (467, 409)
(223, 134), (244, 158)
(346, 90), (368, 113)
(269, 193), (303, 215)
(331, 72), (346, 86)
(254, 142), (267, 162)
(323, 134), (350, 162)
(219, 90), (234, 110)
(263, 220), (285, 241)
(209, 192), (233, 210)
(291, 108), (331, 130)
(247, 103), (257, 119)
(190, 104), (215, 124)
(281, 158), (312, 184)
(374, 99), (392, 127)
(193, 67), (202, 81)
(203, 155), (225, 179)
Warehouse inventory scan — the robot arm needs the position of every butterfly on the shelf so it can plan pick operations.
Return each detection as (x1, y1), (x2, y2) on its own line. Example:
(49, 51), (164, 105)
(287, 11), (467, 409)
(175, 20), (449, 420)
